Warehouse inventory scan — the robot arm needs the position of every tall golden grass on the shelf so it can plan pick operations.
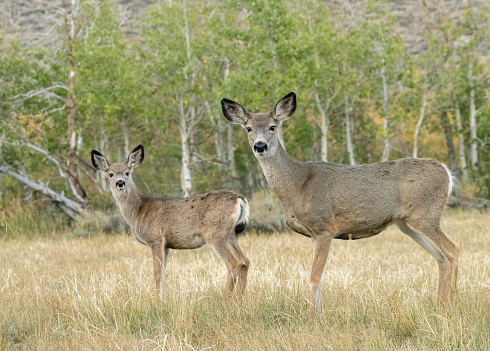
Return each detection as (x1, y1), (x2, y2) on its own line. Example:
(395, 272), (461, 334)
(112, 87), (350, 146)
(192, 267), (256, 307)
(1, 210), (489, 350)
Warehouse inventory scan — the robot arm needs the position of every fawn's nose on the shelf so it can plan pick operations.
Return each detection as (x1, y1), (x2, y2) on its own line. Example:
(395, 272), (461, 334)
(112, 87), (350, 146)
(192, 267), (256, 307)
(254, 142), (268, 153)
(115, 180), (125, 188)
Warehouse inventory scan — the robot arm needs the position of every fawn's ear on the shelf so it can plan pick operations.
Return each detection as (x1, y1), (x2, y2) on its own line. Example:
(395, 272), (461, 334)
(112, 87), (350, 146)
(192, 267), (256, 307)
(273, 91), (297, 122)
(221, 98), (249, 125)
(127, 144), (144, 168)
(91, 150), (110, 172)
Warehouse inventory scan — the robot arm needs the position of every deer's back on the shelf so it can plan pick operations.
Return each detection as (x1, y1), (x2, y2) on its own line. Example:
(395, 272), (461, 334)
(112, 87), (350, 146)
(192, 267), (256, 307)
(288, 157), (449, 238)
(133, 190), (243, 249)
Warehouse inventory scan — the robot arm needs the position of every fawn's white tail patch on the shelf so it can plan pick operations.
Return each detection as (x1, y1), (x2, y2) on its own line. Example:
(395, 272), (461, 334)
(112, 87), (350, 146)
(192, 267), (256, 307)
(234, 197), (249, 234)
(442, 163), (454, 196)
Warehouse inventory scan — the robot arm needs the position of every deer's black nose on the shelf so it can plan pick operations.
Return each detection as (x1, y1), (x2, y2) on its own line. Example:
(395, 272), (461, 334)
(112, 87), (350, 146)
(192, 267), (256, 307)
(116, 180), (125, 188)
(254, 142), (268, 153)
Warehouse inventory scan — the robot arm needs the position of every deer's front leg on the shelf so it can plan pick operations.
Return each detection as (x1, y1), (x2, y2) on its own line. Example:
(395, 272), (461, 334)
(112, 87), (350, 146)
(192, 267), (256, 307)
(309, 234), (333, 320)
(151, 241), (170, 299)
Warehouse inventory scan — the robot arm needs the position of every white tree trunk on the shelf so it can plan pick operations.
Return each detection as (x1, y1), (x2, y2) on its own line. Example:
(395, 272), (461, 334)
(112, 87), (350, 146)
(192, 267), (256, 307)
(99, 136), (108, 191)
(413, 92), (427, 158)
(179, 101), (192, 197)
(469, 67), (478, 169)
(183, 0), (191, 62)
(268, 38), (285, 149)
(213, 113), (224, 163)
(344, 95), (355, 165)
(276, 123), (285, 149)
(223, 57), (237, 177)
(381, 64), (390, 162)
(455, 103), (469, 181)
(227, 124), (237, 178)
(205, 101), (224, 164)
(314, 92), (329, 162)
(123, 123), (130, 156)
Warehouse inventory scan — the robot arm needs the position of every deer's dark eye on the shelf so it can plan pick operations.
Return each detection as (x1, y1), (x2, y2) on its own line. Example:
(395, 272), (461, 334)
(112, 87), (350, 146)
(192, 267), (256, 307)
(270, 126), (276, 131)
(125, 172), (130, 176)
(109, 173), (114, 178)
(246, 127), (252, 133)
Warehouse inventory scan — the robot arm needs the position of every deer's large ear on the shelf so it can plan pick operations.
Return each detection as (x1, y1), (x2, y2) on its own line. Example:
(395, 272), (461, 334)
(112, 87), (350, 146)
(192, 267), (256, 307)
(221, 98), (249, 125)
(273, 91), (297, 121)
(127, 144), (144, 168)
(91, 150), (110, 172)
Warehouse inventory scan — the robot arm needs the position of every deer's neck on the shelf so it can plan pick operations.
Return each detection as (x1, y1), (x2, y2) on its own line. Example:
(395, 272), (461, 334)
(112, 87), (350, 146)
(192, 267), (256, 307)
(112, 186), (144, 225)
(256, 143), (307, 202)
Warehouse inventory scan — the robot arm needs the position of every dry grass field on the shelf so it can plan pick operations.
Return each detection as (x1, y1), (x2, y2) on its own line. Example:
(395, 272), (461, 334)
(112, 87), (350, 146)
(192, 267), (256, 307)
(1, 210), (489, 350)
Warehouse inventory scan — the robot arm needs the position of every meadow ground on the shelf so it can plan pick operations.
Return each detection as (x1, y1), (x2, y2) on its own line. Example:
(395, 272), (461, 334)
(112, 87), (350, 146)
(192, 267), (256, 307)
(1, 211), (489, 350)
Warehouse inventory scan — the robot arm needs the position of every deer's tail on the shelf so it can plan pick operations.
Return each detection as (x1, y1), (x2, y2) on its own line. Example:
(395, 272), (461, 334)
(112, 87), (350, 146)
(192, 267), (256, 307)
(234, 196), (249, 235)
(441, 163), (455, 197)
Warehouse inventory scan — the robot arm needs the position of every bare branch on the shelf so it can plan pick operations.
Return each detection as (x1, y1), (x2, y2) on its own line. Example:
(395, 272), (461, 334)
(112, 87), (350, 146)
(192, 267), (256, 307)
(16, 141), (86, 204)
(189, 152), (221, 166)
(12, 84), (68, 102)
(325, 87), (340, 111)
(19, 141), (65, 177)
(0, 164), (85, 216)
(188, 108), (204, 132)
(45, 105), (67, 115)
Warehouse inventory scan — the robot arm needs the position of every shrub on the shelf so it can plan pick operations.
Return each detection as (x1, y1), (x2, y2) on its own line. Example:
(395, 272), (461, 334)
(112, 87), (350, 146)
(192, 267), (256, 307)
(248, 189), (285, 233)
(73, 211), (129, 236)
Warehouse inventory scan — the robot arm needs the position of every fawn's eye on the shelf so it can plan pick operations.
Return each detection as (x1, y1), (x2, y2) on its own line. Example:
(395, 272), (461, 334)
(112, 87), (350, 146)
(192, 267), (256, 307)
(109, 173), (114, 178)
(125, 172), (130, 176)
(246, 127), (252, 133)
(270, 126), (276, 131)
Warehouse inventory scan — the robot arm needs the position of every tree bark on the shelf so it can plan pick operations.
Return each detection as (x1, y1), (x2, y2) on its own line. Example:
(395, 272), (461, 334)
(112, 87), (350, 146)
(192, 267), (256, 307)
(269, 38), (285, 149)
(469, 66), (478, 169)
(213, 112), (225, 163)
(204, 101), (225, 164)
(413, 92), (427, 158)
(179, 101), (192, 197)
(455, 103), (469, 182)
(222, 57), (237, 178)
(123, 123), (130, 156)
(344, 95), (355, 165)
(314, 92), (329, 162)
(381, 64), (390, 162)
(441, 111), (461, 179)
(227, 124), (237, 178)
(178, 0), (195, 197)
(276, 123), (285, 149)
(63, 0), (86, 203)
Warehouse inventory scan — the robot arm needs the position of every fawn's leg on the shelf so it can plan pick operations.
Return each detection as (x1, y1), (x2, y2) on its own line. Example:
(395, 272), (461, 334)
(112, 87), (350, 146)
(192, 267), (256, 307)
(211, 242), (241, 299)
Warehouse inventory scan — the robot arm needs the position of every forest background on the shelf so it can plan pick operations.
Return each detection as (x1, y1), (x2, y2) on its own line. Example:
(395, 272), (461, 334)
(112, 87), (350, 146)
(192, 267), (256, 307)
(0, 0), (489, 235)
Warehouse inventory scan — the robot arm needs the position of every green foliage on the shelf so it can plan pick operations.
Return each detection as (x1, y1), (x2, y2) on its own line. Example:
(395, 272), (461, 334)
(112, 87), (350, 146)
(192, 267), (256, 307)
(0, 0), (489, 233)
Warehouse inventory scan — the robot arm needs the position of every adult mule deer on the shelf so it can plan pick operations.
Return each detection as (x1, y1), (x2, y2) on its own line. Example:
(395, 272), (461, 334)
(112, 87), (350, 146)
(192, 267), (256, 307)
(91, 145), (250, 298)
(221, 92), (459, 318)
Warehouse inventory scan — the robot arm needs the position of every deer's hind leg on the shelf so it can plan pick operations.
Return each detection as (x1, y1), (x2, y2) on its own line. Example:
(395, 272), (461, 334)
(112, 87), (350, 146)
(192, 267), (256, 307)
(210, 241), (241, 299)
(229, 240), (250, 295)
(396, 220), (459, 303)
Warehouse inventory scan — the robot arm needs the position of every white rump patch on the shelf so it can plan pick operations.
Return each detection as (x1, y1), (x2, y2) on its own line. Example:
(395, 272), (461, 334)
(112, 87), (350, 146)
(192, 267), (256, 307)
(441, 163), (454, 196)
(235, 197), (250, 226)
